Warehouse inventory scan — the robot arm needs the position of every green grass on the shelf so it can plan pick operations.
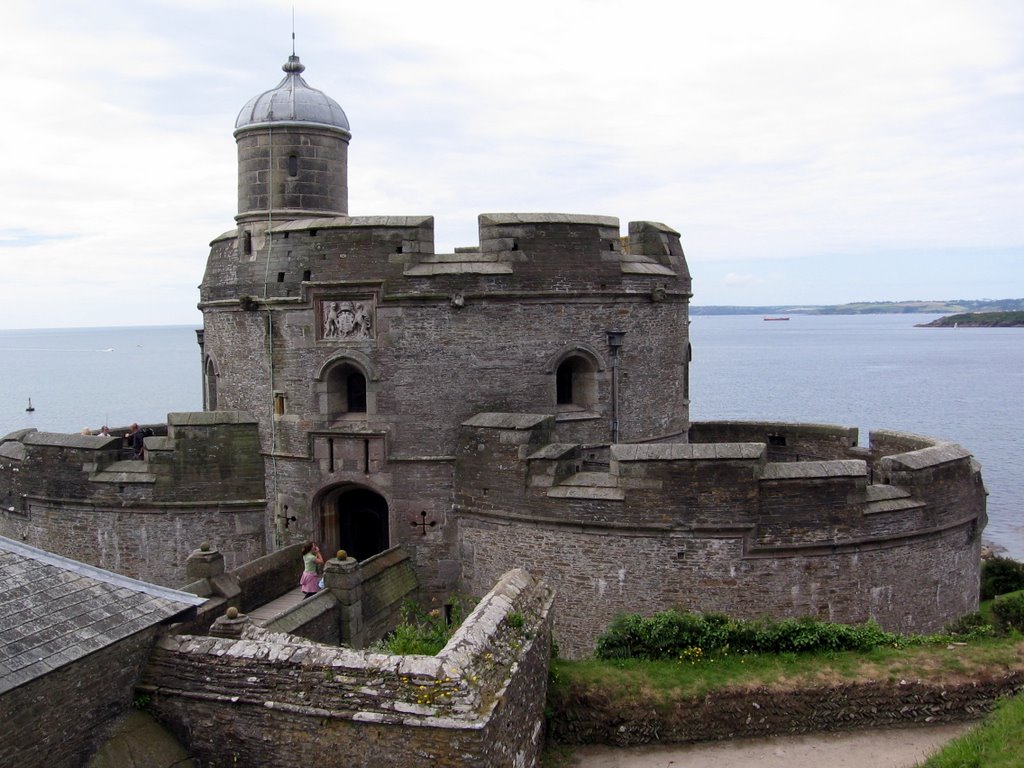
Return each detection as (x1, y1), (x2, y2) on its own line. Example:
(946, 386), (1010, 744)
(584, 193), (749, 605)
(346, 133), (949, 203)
(980, 589), (1024, 625)
(550, 634), (1024, 707)
(545, 635), (1024, 765)
(919, 694), (1024, 767)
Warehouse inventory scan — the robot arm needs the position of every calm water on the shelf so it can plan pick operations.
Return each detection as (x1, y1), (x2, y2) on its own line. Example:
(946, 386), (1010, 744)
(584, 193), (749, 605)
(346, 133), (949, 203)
(690, 314), (1023, 560)
(1, 318), (1020, 559)
(0, 326), (203, 435)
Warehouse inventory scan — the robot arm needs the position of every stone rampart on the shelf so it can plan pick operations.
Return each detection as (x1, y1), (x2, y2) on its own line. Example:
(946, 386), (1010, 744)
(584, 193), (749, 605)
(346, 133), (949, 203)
(0, 412), (267, 587)
(139, 568), (555, 768)
(456, 415), (985, 658)
(689, 420), (861, 461)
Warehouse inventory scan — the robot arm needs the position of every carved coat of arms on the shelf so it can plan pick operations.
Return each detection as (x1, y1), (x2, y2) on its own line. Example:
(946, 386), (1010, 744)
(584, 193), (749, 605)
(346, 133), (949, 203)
(322, 300), (373, 341)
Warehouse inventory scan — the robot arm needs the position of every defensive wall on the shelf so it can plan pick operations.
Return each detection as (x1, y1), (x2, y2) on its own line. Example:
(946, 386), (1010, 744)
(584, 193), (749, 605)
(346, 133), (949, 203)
(139, 568), (555, 768)
(0, 412), (267, 587)
(1, 411), (987, 661)
(456, 417), (987, 658)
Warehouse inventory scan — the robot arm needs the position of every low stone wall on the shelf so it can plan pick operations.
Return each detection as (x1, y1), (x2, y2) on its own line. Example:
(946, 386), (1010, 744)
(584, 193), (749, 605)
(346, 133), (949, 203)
(178, 542), (304, 633)
(548, 672), (1024, 747)
(689, 420), (860, 461)
(139, 568), (555, 767)
(355, 546), (420, 643)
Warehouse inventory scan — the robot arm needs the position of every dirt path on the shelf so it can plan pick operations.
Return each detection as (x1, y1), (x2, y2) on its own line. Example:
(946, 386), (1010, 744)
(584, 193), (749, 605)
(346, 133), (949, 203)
(569, 722), (975, 768)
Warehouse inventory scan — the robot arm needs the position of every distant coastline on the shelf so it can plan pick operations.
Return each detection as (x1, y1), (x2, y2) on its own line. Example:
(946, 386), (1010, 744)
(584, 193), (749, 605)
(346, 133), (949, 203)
(915, 311), (1024, 328)
(690, 298), (1024, 316)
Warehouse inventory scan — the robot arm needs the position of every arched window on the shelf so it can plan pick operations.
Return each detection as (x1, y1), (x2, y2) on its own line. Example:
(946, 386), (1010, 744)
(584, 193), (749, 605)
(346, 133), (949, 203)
(288, 154), (298, 177)
(327, 362), (367, 418)
(204, 357), (218, 411)
(555, 354), (597, 410)
(684, 341), (692, 401)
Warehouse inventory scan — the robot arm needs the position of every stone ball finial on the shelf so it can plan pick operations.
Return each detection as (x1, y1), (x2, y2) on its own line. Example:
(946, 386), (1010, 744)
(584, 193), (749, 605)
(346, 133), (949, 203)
(337, 549), (347, 560)
(283, 54), (306, 74)
(226, 606), (239, 619)
(200, 541), (211, 552)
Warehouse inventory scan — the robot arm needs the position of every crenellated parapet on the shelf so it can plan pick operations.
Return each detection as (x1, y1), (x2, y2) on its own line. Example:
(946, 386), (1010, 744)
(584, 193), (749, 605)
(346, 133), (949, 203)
(455, 414), (986, 657)
(0, 412), (267, 586)
(200, 213), (691, 307)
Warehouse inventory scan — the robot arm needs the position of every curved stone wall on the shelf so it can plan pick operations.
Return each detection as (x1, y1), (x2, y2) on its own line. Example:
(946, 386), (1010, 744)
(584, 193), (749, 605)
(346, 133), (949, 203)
(455, 416), (986, 658)
(0, 413), (267, 587)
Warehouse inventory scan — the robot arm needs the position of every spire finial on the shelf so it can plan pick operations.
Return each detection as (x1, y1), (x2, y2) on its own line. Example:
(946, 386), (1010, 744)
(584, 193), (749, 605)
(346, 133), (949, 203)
(283, 11), (304, 79)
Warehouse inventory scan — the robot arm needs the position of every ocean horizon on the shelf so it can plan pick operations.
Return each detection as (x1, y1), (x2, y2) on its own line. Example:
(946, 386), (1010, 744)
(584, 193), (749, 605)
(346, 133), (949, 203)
(2, 318), (1020, 561)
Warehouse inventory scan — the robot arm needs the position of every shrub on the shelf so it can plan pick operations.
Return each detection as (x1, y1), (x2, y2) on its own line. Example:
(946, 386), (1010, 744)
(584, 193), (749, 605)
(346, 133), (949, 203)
(980, 556), (1024, 600)
(378, 594), (477, 655)
(990, 593), (1024, 634)
(944, 612), (994, 639)
(594, 610), (900, 661)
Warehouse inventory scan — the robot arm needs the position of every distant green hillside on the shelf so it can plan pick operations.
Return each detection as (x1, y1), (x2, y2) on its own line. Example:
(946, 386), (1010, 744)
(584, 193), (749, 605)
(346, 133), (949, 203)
(690, 298), (1024, 316)
(916, 311), (1024, 328)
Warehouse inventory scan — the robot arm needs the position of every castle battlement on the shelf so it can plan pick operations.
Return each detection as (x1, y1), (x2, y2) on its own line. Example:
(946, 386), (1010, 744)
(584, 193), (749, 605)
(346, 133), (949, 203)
(455, 414), (986, 656)
(201, 213), (691, 308)
(0, 412), (267, 585)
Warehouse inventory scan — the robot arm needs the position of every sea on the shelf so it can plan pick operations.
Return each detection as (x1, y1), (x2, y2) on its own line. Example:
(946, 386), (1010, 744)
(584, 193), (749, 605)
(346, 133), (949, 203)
(1, 316), (1021, 560)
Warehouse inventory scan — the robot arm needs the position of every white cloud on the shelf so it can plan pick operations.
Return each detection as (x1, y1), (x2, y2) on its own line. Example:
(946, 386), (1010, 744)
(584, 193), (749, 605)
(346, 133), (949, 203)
(723, 272), (764, 288)
(0, 0), (1021, 327)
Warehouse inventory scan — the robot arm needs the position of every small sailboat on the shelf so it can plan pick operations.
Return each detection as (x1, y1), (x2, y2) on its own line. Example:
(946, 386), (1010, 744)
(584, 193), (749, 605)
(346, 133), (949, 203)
(26, 398), (35, 412)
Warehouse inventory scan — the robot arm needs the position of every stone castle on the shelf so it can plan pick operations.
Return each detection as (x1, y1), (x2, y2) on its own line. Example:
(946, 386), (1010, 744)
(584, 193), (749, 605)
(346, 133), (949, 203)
(0, 52), (987, 659)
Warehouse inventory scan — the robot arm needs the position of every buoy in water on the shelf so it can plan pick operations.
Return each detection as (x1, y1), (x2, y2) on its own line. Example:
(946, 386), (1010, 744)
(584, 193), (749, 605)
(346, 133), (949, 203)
(26, 398), (35, 412)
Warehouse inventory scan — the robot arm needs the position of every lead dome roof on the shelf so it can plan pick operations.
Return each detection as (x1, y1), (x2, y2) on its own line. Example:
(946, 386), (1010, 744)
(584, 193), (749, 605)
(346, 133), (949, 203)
(235, 54), (350, 135)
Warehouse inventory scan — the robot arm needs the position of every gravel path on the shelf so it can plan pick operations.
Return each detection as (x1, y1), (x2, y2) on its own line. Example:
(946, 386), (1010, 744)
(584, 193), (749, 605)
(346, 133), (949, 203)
(569, 722), (975, 767)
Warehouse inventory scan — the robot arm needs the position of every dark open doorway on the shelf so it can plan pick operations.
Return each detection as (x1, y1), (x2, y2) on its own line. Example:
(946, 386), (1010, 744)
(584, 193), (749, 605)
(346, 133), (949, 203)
(319, 486), (389, 562)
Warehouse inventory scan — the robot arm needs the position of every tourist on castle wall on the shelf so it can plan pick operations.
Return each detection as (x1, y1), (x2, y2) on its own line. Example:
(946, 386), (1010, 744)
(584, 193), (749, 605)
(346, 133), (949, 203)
(300, 541), (324, 598)
(125, 423), (145, 459)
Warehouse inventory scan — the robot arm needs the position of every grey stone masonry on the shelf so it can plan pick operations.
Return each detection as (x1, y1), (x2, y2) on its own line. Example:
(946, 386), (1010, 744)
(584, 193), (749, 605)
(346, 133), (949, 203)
(140, 568), (555, 768)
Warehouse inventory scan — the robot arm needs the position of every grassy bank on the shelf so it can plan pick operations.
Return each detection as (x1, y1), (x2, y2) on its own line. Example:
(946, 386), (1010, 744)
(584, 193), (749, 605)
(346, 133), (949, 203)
(544, 634), (1024, 764)
(919, 693), (1024, 767)
(551, 635), (1024, 704)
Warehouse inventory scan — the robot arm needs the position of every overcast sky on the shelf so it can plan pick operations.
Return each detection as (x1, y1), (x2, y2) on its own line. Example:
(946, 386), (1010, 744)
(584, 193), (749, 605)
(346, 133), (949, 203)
(1, 0), (1021, 329)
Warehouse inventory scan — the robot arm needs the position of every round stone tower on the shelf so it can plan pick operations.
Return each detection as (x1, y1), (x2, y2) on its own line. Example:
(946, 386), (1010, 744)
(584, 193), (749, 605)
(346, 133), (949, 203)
(234, 54), (350, 229)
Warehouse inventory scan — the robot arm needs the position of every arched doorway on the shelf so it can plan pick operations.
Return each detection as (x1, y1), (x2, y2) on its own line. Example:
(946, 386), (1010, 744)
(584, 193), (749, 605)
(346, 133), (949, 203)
(318, 486), (389, 562)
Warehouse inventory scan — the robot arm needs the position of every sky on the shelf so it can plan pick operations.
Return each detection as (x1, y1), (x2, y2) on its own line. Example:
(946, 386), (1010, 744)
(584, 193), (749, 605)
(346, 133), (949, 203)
(1, 0), (1022, 329)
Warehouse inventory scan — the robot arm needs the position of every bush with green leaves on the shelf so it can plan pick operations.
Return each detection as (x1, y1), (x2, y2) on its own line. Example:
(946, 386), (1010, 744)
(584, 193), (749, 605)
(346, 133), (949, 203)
(595, 609), (900, 660)
(990, 592), (1024, 634)
(944, 611), (995, 639)
(379, 594), (476, 656)
(980, 556), (1024, 600)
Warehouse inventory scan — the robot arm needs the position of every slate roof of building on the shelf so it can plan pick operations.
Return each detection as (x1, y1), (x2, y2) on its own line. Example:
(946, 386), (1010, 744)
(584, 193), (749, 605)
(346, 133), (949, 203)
(0, 536), (205, 694)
